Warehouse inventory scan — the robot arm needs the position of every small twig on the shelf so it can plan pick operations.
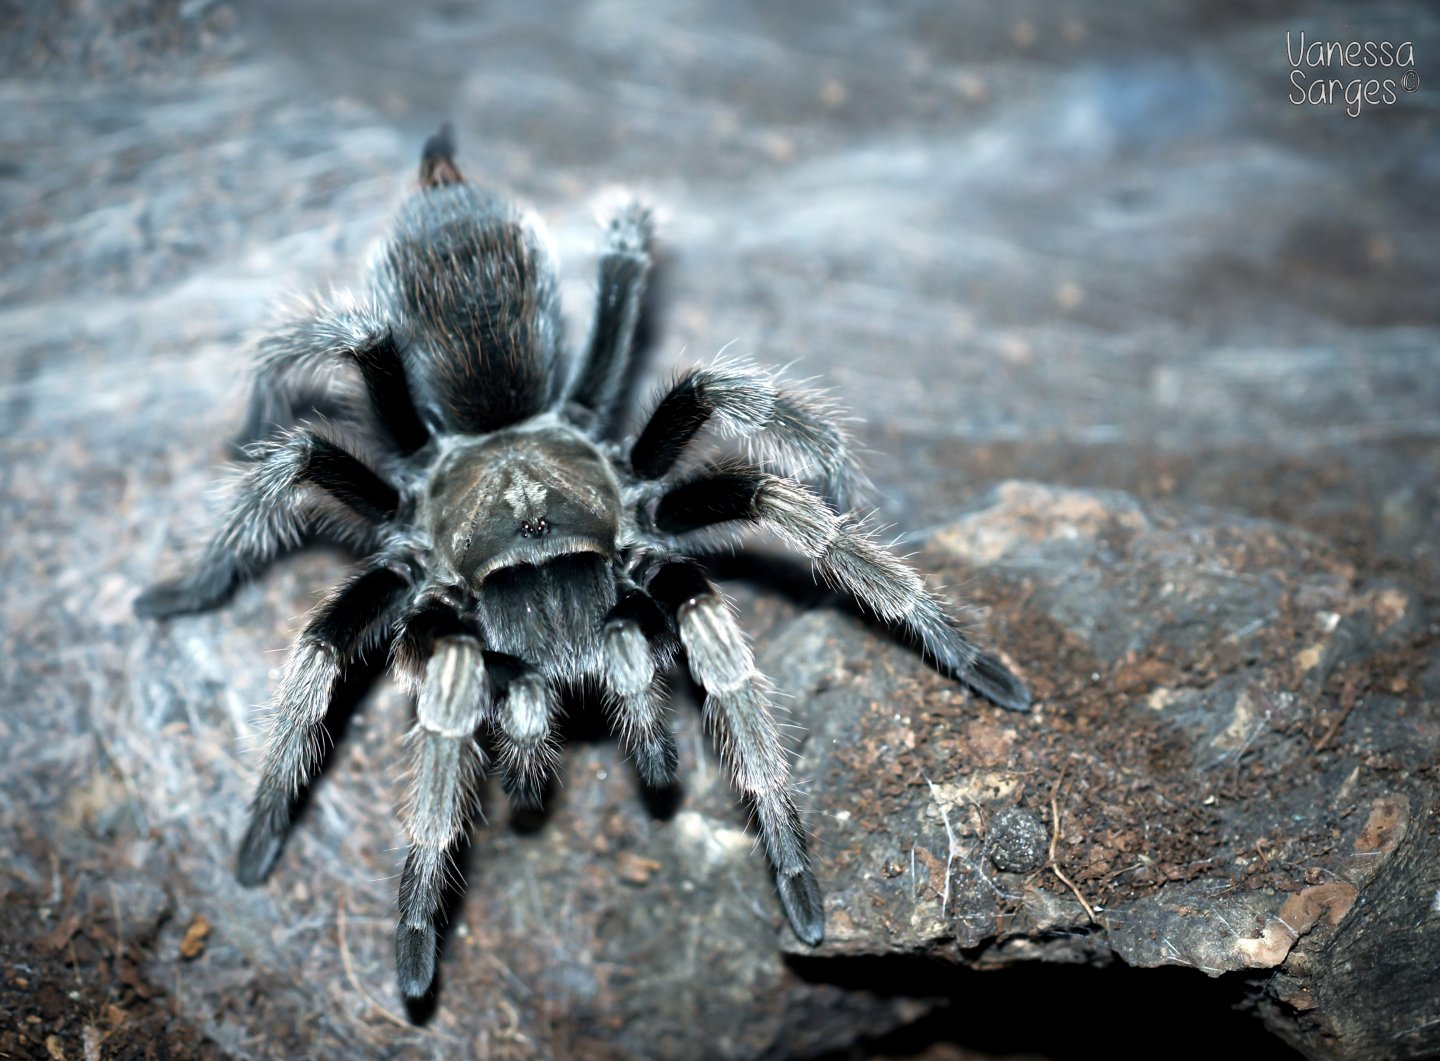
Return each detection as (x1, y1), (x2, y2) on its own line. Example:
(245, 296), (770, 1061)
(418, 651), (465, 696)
(1314, 673), (1362, 752)
(1101, 859), (1149, 886)
(1048, 766), (1097, 924)
(48, 850), (64, 906)
(1314, 700), (1358, 752)
(68, 936), (85, 993)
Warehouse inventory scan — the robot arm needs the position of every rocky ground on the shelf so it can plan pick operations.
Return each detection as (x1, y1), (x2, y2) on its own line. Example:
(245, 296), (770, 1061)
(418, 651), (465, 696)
(2, 1), (1438, 1058)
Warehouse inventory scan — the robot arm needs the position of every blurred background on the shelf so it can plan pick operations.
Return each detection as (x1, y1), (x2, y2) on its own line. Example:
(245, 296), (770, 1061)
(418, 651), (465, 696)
(2, 1), (1437, 1058)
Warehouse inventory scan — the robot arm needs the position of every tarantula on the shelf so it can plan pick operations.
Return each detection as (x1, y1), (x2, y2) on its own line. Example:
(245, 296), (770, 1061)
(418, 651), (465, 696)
(136, 125), (1029, 999)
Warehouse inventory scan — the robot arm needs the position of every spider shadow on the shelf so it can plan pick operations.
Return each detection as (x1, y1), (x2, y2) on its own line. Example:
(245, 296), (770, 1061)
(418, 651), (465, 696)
(704, 547), (1013, 706)
(702, 550), (835, 611)
(704, 549), (938, 656)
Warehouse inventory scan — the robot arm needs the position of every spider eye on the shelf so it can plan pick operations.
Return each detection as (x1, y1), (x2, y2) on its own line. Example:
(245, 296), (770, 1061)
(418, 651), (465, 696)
(518, 517), (551, 539)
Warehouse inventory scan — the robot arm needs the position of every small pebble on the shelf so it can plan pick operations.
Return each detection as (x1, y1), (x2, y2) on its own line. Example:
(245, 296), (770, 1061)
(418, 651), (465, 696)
(987, 808), (1049, 873)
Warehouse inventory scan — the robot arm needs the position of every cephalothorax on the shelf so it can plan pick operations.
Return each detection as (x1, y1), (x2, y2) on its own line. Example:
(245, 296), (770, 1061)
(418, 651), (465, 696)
(137, 126), (1029, 999)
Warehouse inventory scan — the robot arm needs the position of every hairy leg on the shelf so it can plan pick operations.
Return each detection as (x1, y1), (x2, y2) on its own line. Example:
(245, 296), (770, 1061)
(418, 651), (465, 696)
(135, 432), (399, 617)
(240, 298), (429, 455)
(236, 562), (412, 884)
(491, 664), (560, 810)
(392, 590), (473, 694)
(599, 587), (678, 787)
(396, 633), (489, 997)
(630, 361), (864, 510)
(567, 200), (653, 424)
(648, 561), (823, 945)
(653, 470), (1030, 712)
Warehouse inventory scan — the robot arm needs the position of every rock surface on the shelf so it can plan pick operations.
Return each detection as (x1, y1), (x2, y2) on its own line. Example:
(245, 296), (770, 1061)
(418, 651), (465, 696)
(777, 482), (1437, 1059)
(2, 1), (1438, 1059)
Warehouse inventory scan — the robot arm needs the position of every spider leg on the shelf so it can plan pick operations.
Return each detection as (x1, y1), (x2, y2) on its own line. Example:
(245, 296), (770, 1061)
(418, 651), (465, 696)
(396, 633), (489, 998)
(653, 470), (1031, 712)
(240, 300), (429, 455)
(566, 200), (654, 425)
(392, 590), (472, 693)
(648, 561), (823, 945)
(135, 432), (400, 618)
(600, 587), (678, 788)
(235, 561), (411, 885)
(488, 660), (561, 810)
(630, 361), (865, 510)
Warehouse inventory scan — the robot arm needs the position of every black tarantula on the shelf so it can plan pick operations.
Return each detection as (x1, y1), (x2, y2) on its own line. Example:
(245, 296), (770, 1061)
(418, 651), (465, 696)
(136, 126), (1029, 999)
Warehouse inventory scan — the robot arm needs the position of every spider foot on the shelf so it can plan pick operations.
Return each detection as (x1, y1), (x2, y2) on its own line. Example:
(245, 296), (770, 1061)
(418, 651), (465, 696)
(960, 650), (1031, 713)
(604, 199), (654, 259)
(236, 786), (289, 885)
(499, 768), (548, 811)
(631, 732), (679, 789)
(778, 868), (824, 946)
(396, 922), (438, 998)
